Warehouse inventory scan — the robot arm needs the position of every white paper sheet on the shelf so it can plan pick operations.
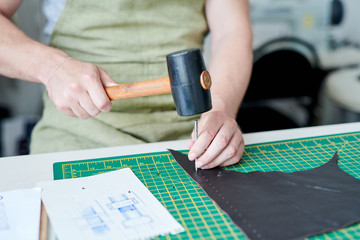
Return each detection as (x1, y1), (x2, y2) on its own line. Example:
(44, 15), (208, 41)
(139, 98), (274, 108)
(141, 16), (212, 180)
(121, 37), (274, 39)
(38, 168), (184, 240)
(0, 187), (41, 240)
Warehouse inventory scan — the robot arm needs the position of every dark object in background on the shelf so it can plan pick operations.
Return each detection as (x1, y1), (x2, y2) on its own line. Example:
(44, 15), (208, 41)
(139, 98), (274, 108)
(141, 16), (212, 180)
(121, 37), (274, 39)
(17, 119), (38, 155)
(170, 149), (360, 240)
(0, 106), (10, 157)
(331, 0), (344, 26)
(0, 107), (9, 119)
(238, 37), (327, 133)
(0, 115), (39, 157)
(237, 106), (299, 133)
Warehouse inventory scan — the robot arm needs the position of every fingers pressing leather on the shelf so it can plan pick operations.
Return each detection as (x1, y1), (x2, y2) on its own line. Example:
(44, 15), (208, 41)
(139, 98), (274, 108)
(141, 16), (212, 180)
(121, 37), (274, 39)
(201, 131), (244, 169)
(188, 114), (223, 161)
(196, 118), (238, 168)
(188, 111), (245, 169)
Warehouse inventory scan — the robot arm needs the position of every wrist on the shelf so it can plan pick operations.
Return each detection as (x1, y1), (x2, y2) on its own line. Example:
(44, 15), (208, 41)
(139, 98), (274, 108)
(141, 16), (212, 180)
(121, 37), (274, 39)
(35, 48), (70, 86)
(209, 97), (235, 118)
(46, 56), (72, 86)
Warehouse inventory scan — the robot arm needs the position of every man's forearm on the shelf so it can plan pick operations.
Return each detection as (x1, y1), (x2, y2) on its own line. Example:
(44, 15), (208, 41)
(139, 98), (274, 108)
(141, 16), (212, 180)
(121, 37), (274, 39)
(205, 0), (253, 119)
(208, 32), (253, 119)
(0, 11), (69, 85)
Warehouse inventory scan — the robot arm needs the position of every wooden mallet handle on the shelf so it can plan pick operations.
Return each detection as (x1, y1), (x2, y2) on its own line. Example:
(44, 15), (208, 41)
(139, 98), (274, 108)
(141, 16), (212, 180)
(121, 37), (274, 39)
(105, 77), (171, 100)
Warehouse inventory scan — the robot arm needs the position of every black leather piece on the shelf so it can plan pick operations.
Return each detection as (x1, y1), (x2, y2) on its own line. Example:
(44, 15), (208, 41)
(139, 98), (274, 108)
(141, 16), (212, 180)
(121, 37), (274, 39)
(169, 149), (360, 240)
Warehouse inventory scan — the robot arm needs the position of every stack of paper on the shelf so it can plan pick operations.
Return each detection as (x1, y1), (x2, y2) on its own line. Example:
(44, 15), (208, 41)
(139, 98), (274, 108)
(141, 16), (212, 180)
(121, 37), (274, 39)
(38, 168), (184, 240)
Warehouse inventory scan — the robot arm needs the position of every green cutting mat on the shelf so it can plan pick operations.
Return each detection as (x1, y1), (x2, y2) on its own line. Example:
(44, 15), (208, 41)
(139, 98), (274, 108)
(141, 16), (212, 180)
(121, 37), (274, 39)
(53, 131), (360, 239)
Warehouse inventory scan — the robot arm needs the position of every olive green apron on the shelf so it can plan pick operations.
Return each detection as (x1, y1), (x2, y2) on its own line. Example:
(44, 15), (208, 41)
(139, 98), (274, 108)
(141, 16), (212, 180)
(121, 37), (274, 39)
(30, 0), (208, 153)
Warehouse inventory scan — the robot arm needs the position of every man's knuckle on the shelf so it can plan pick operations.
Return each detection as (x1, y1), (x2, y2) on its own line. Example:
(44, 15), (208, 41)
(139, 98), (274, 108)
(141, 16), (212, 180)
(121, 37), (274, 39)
(79, 113), (90, 119)
(203, 129), (216, 140)
(214, 135), (227, 150)
(98, 101), (110, 111)
(68, 83), (82, 93)
(229, 119), (238, 128)
(90, 109), (101, 116)
(227, 144), (237, 158)
(56, 105), (67, 112)
(84, 72), (96, 82)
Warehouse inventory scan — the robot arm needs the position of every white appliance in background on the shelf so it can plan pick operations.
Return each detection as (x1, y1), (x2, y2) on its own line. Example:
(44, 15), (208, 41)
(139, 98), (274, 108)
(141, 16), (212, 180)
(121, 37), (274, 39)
(250, 0), (360, 69)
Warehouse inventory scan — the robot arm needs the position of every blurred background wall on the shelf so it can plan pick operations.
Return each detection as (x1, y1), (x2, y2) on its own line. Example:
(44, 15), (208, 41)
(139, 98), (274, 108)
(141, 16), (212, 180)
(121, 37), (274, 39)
(0, 0), (45, 156)
(235, 0), (360, 132)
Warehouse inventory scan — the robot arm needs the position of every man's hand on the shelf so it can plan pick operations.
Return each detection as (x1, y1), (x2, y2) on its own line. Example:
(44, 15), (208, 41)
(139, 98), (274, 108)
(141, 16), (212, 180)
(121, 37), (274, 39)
(187, 110), (245, 169)
(46, 58), (117, 119)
